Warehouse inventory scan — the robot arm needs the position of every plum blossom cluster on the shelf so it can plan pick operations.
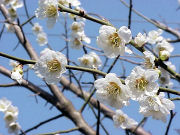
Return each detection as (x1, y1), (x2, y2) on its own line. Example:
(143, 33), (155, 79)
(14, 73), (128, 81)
(34, 48), (67, 84)
(146, 29), (174, 61)
(10, 60), (23, 84)
(1, 0), (23, 32)
(78, 52), (101, 69)
(32, 23), (48, 46)
(96, 25), (132, 58)
(94, 65), (175, 129)
(70, 21), (90, 49)
(1, 0), (23, 21)
(0, 98), (21, 134)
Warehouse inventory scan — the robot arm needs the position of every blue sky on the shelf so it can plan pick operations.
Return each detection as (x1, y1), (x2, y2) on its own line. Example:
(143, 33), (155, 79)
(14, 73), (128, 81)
(0, 0), (180, 135)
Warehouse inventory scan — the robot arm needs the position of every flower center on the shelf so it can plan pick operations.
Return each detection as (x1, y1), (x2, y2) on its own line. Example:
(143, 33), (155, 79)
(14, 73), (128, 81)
(108, 32), (121, 48)
(6, 114), (14, 121)
(147, 97), (155, 106)
(118, 115), (125, 124)
(82, 59), (89, 66)
(71, 25), (79, 32)
(107, 82), (121, 97)
(135, 77), (148, 91)
(73, 38), (81, 46)
(47, 59), (61, 72)
(144, 59), (153, 68)
(46, 5), (57, 18)
(9, 124), (18, 131)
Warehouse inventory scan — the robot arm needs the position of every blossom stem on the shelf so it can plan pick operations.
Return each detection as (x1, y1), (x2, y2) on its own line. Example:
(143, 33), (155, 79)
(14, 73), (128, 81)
(58, 4), (113, 26)
(37, 127), (79, 135)
(0, 51), (36, 64)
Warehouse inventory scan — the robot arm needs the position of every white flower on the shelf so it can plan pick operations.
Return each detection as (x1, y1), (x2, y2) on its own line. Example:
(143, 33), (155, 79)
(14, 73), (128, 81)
(34, 48), (67, 84)
(143, 50), (155, 69)
(32, 23), (43, 35)
(70, 21), (91, 44)
(154, 40), (174, 56)
(134, 33), (147, 47)
(8, 7), (17, 21)
(36, 32), (48, 46)
(7, 122), (21, 134)
(89, 52), (102, 68)
(35, 0), (59, 28)
(147, 29), (163, 44)
(69, 36), (83, 49)
(67, 0), (80, 7)
(97, 25), (132, 58)
(11, 64), (23, 84)
(113, 110), (138, 129)
(94, 73), (130, 109)
(139, 92), (175, 122)
(71, 21), (84, 33)
(4, 111), (18, 124)
(125, 66), (159, 100)
(58, 0), (80, 7)
(1, 0), (16, 5)
(0, 98), (12, 112)
(159, 50), (170, 61)
(78, 54), (94, 68)
(80, 31), (91, 44)
(11, 0), (23, 9)
(5, 105), (19, 117)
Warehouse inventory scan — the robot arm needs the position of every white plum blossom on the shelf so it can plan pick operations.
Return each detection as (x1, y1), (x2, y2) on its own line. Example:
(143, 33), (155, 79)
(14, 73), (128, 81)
(78, 52), (101, 68)
(32, 23), (43, 35)
(1, 0), (16, 5)
(35, 0), (59, 28)
(94, 73), (130, 109)
(89, 52), (102, 68)
(7, 122), (21, 134)
(70, 21), (91, 48)
(67, 0), (80, 7)
(5, 105), (19, 117)
(154, 40), (174, 59)
(11, 64), (23, 84)
(36, 32), (48, 46)
(0, 98), (12, 112)
(139, 92), (175, 122)
(34, 48), (67, 84)
(113, 110), (138, 129)
(58, 0), (80, 8)
(147, 29), (163, 44)
(97, 25), (132, 58)
(134, 33), (147, 47)
(8, 7), (17, 21)
(159, 50), (170, 61)
(69, 36), (83, 49)
(4, 111), (18, 124)
(78, 53), (94, 68)
(143, 50), (155, 69)
(11, 0), (23, 9)
(125, 66), (159, 100)
(71, 21), (84, 33)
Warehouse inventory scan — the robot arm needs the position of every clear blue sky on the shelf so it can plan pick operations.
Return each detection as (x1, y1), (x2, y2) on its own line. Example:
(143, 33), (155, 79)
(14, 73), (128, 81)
(0, 0), (180, 135)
